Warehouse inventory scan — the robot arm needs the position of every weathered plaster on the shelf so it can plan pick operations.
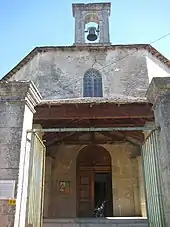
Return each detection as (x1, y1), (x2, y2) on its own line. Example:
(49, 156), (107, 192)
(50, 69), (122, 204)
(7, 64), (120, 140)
(49, 145), (79, 218)
(104, 144), (141, 217)
(146, 56), (170, 83)
(7, 48), (169, 100)
(0, 81), (41, 227)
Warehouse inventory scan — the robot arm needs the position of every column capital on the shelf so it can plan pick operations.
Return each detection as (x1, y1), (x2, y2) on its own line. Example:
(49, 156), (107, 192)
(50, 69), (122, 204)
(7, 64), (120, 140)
(0, 80), (42, 113)
(146, 77), (170, 107)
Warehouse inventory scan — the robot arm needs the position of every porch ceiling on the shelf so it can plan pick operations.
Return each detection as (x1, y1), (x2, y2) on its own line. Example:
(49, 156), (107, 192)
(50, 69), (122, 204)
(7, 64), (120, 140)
(33, 102), (154, 148)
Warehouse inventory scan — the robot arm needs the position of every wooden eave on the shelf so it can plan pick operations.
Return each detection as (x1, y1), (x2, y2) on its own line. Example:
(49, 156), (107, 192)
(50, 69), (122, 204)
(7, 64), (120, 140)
(34, 101), (154, 121)
(34, 101), (154, 147)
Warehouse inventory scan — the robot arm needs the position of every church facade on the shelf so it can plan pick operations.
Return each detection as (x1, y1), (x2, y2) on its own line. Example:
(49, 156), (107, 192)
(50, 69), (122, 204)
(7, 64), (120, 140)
(0, 2), (170, 227)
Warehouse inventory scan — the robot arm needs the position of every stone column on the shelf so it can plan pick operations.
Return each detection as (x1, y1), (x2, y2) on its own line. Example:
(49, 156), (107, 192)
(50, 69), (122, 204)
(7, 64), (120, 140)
(0, 81), (41, 227)
(100, 9), (110, 44)
(99, 18), (104, 44)
(146, 77), (170, 226)
(73, 10), (85, 44)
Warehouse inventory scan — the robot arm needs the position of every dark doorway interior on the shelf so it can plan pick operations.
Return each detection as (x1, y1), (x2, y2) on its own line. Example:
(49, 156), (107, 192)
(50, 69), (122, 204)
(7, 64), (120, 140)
(94, 173), (113, 217)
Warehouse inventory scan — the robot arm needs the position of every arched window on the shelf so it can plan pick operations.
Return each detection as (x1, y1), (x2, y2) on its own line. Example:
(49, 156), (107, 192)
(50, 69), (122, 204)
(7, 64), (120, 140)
(83, 69), (103, 97)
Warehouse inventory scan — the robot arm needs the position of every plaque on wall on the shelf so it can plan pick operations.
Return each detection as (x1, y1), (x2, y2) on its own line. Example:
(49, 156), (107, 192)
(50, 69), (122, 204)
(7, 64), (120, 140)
(0, 180), (15, 199)
(59, 181), (70, 194)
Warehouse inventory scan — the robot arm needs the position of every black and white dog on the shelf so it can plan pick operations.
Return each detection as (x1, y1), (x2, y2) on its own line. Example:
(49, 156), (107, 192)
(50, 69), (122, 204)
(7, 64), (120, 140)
(93, 200), (107, 217)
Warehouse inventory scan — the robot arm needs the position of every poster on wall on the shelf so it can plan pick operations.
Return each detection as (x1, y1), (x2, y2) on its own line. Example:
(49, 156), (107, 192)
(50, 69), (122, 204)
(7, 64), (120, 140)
(59, 181), (70, 194)
(0, 180), (15, 199)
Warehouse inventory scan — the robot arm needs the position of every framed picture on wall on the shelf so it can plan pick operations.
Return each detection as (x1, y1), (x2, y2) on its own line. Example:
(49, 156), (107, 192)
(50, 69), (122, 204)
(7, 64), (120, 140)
(59, 181), (70, 194)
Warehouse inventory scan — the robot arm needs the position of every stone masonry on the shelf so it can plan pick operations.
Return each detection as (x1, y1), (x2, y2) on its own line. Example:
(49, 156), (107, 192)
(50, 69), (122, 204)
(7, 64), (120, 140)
(146, 77), (170, 227)
(7, 46), (170, 100)
(0, 81), (41, 227)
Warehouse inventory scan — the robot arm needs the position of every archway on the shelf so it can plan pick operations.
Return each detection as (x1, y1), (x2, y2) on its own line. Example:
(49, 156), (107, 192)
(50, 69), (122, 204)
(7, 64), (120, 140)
(76, 145), (113, 217)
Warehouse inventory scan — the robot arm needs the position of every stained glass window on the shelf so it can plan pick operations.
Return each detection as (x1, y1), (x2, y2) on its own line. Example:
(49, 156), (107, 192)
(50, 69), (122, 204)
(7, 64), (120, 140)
(83, 69), (103, 97)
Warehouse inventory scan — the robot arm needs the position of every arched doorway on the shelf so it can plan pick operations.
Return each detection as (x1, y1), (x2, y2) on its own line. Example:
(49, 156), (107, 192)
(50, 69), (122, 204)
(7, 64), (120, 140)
(76, 145), (113, 217)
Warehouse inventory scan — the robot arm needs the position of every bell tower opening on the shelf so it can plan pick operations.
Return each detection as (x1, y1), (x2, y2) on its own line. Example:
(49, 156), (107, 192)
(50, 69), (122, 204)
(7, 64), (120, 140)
(85, 22), (99, 43)
(72, 3), (111, 45)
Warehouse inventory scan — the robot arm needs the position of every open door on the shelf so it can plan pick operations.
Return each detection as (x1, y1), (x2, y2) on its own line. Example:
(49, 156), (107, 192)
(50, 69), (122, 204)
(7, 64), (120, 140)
(76, 145), (112, 217)
(94, 173), (113, 217)
(27, 132), (46, 227)
(77, 170), (94, 217)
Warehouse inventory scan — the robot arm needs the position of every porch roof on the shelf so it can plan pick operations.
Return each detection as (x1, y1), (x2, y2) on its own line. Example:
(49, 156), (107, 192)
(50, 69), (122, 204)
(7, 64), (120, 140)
(34, 97), (153, 121)
(38, 96), (148, 105)
(34, 98), (154, 147)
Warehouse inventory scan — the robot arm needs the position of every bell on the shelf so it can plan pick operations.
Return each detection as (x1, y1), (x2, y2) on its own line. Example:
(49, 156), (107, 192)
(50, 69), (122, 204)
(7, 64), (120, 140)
(87, 27), (98, 41)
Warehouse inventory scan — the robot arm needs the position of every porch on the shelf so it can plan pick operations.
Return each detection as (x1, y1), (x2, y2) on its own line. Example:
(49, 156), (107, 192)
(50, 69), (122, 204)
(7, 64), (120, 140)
(32, 98), (153, 222)
(43, 217), (148, 227)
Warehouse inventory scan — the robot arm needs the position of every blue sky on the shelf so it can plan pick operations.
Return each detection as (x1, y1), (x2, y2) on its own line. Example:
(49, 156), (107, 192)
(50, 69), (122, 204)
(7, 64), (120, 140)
(0, 0), (170, 78)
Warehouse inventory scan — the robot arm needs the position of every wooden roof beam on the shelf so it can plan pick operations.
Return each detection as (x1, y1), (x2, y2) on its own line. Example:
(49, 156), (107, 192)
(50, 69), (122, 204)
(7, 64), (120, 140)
(34, 103), (154, 120)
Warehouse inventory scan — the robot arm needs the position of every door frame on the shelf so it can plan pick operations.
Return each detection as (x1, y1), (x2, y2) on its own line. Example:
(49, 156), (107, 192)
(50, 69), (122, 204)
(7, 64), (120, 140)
(76, 166), (112, 217)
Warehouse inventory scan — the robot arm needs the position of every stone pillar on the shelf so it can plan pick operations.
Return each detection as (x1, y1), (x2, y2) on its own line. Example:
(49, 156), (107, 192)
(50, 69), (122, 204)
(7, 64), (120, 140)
(146, 77), (170, 226)
(74, 13), (85, 44)
(43, 156), (53, 218)
(100, 9), (110, 44)
(72, 8), (85, 44)
(0, 81), (41, 227)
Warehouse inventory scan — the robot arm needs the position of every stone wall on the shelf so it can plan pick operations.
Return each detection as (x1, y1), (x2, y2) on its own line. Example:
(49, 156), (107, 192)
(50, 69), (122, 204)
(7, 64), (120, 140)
(146, 77), (170, 226)
(105, 144), (141, 217)
(0, 81), (41, 227)
(8, 47), (170, 100)
(45, 143), (142, 218)
(48, 145), (80, 218)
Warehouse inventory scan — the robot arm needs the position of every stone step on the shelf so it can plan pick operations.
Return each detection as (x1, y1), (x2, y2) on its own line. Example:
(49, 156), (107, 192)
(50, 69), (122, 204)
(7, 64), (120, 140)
(43, 218), (148, 227)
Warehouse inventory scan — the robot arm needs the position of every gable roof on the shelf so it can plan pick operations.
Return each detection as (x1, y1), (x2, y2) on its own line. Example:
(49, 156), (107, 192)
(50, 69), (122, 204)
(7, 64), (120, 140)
(1, 44), (170, 81)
